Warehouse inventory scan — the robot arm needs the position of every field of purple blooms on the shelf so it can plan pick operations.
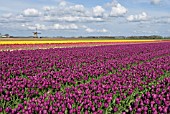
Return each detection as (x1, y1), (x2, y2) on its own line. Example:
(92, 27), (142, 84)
(0, 42), (170, 114)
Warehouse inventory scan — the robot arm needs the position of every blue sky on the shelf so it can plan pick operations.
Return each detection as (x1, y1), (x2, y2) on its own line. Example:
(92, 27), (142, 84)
(0, 0), (170, 37)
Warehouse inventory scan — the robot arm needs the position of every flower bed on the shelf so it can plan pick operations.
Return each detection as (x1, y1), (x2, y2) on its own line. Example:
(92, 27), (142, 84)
(0, 42), (170, 113)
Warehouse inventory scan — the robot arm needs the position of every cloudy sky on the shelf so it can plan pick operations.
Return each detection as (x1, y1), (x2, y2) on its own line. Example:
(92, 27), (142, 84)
(0, 0), (170, 37)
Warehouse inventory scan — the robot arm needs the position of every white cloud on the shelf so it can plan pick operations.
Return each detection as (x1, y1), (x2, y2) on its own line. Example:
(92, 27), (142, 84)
(59, 1), (67, 7)
(70, 5), (85, 12)
(154, 17), (170, 24)
(85, 28), (95, 33)
(23, 24), (47, 30)
(110, 3), (127, 17)
(43, 15), (104, 22)
(35, 24), (47, 30)
(22, 23), (78, 31)
(151, 0), (161, 5)
(23, 8), (41, 17)
(0, 14), (31, 23)
(133, 30), (159, 34)
(92, 6), (105, 17)
(84, 26), (108, 33)
(14, 14), (30, 23)
(43, 15), (55, 21)
(42, 3), (99, 23)
(127, 12), (148, 22)
(100, 28), (108, 33)
(58, 16), (80, 22)
(53, 23), (78, 30)
(2, 13), (13, 18)
(86, 17), (104, 22)
(43, 6), (54, 11)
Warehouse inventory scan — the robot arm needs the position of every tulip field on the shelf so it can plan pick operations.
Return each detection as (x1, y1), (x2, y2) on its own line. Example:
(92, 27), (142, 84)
(0, 38), (162, 51)
(0, 41), (170, 113)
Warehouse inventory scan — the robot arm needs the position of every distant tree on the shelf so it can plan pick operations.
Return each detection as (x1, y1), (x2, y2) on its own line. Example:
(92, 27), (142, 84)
(4, 34), (10, 37)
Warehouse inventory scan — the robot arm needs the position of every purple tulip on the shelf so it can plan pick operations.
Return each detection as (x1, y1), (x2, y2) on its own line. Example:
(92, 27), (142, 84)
(0, 108), (2, 113)
(163, 107), (168, 113)
(116, 98), (120, 104)
(104, 103), (109, 108)
(143, 106), (148, 111)
(5, 107), (11, 113)
(113, 107), (118, 112)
